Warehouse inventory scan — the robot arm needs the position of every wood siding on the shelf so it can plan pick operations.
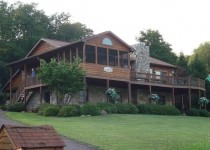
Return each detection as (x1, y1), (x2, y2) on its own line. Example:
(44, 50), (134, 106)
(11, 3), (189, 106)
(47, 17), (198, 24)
(6, 72), (22, 91)
(86, 33), (129, 51)
(150, 65), (174, 76)
(0, 130), (12, 150)
(83, 63), (130, 80)
(30, 41), (56, 56)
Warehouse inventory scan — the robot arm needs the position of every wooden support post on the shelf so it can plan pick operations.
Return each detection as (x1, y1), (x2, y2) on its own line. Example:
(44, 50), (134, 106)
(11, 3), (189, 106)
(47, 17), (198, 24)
(117, 51), (120, 67)
(172, 88), (175, 106)
(128, 82), (131, 103)
(40, 86), (42, 104)
(149, 85), (152, 94)
(83, 44), (85, 63)
(9, 67), (12, 102)
(24, 89), (26, 103)
(24, 64), (27, 87)
(83, 77), (87, 103)
(181, 94), (184, 113)
(63, 50), (66, 62)
(106, 79), (109, 102)
(107, 49), (109, 66)
(188, 88), (191, 109)
(95, 46), (97, 64)
(128, 52), (130, 70)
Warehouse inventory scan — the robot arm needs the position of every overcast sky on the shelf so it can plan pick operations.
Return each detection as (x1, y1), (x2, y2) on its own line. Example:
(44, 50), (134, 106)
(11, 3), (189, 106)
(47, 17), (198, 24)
(6, 0), (210, 55)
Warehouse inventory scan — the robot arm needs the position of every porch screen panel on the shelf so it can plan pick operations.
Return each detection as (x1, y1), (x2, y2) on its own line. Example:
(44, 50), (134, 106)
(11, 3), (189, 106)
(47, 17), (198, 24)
(65, 49), (70, 63)
(78, 44), (83, 60)
(109, 49), (118, 66)
(71, 47), (76, 62)
(119, 51), (128, 68)
(97, 47), (107, 65)
(85, 45), (96, 63)
(58, 51), (63, 61)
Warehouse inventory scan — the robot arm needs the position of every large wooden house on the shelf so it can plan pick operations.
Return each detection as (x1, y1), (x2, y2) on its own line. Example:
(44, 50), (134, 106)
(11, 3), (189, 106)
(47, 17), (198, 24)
(2, 31), (205, 111)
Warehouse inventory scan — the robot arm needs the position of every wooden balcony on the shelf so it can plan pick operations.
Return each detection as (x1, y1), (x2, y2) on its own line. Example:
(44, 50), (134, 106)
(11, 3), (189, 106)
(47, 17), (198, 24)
(130, 72), (205, 89)
(26, 77), (42, 88)
(23, 73), (205, 90)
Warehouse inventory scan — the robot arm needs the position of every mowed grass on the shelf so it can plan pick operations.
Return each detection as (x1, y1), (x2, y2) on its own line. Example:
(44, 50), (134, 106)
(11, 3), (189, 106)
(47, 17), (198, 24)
(6, 112), (210, 150)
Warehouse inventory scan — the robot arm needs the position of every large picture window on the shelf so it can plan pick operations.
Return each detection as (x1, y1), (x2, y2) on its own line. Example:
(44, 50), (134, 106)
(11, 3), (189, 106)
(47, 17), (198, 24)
(85, 45), (96, 63)
(97, 47), (107, 65)
(119, 51), (128, 68)
(109, 49), (118, 66)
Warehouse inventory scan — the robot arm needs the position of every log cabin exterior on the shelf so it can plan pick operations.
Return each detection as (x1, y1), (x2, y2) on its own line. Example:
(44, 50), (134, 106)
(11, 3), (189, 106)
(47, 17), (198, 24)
(2, 31), (205, 111)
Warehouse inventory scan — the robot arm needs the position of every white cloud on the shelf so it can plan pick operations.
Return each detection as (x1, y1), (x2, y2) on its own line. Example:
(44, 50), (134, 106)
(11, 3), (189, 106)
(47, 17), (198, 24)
(6, 0), (210, 55)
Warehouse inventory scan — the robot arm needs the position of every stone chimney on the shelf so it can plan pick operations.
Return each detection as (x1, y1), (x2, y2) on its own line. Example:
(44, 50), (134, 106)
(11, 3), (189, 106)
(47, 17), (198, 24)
(131, 43), (150, 73)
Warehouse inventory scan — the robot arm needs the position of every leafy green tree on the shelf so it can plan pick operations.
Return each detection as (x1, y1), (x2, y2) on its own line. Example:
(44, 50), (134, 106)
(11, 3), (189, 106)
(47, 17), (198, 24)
(188, 54), (208, 79)
(0, 1), (93, 87)
(136, 29), (177, 64)
(191, 42), (210, 72)
(189, 42), (210, 99)
(175, 52), (190, 76)
(37, 58), (86, 104)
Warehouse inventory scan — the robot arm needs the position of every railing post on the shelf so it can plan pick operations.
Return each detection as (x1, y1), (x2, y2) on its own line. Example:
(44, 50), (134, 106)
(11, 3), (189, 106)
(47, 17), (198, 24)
(172, 76), (174, 85)
(9, 67), (12, 102)
(149, 74), (151, 83)
(188, 77), (191, 86)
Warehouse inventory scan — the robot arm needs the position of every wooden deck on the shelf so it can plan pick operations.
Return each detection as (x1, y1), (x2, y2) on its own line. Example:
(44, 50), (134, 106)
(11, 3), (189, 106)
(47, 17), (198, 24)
(130, 72), (205, 90)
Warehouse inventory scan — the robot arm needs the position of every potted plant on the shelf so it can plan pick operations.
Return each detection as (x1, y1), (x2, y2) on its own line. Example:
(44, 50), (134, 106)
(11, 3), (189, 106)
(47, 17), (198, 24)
(105, 88), (120, 103)
(148, 93), (160, 104)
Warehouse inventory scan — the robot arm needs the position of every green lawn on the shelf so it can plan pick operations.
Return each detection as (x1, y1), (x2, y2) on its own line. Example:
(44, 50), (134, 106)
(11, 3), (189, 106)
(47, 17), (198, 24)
(6, 112), (210, 150)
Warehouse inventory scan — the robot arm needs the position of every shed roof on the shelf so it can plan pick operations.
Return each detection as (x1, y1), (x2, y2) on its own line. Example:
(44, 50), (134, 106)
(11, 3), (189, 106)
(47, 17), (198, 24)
(0, 124), (66, 149)
(25, 38), (70, 58)
(150, 57), (176, 68)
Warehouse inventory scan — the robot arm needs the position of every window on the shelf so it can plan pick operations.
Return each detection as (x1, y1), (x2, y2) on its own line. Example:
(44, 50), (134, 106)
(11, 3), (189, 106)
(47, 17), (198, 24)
(97, 47), (107, 65)
(155, 70), (167, 80)
(102, 38), (113, 46)
(109, 49), (118, 66)
(85, 45), (96, 63)
(119, 51), (128, 68)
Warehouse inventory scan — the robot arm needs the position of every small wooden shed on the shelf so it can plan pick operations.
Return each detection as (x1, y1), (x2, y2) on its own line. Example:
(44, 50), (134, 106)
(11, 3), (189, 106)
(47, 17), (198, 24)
(0, 124), (66, 150)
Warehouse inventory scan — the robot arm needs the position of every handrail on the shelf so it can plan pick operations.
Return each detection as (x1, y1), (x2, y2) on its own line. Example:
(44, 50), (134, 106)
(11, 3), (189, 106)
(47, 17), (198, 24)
(26, 77), (41, 87)
(131, 72), (205, 88)
(12, 82), (24, 102)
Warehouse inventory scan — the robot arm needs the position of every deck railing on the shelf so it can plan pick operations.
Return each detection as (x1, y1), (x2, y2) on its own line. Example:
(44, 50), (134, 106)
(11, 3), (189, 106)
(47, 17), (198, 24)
(12, 82), (24, 102)
(131, 72), (205, 88)
(26, 77), (41, 87)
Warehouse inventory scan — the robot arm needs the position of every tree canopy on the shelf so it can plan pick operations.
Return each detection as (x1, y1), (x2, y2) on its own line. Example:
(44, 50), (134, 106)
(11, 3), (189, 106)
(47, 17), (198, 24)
(0, 0), (93, 87)
(136, 29), (177, 64)
(190, 42), (210, 72)
(37, 58), (86, 104)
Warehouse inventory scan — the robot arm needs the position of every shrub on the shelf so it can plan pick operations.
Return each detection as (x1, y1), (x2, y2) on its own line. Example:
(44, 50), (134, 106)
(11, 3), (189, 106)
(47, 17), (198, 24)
(199, 109), (210, 117)
(43, 105), (60, 116)
(0, 104), (6, 111)
(58, 105), (81, 117)
(115, 103), (138, 114)
(81, 103), (100, 116)
(38, 103), (53, 115)
(137, 104), (180, 115)
(6, 102), (25, 112)
(96, 102), (117, 114)
(185, 108), (200, 116)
